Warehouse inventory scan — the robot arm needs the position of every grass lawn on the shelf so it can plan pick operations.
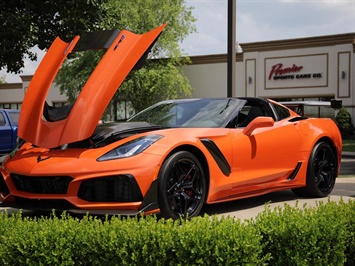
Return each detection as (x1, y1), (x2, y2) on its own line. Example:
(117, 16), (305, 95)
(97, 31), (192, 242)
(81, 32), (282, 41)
(342, 139), (355, 152)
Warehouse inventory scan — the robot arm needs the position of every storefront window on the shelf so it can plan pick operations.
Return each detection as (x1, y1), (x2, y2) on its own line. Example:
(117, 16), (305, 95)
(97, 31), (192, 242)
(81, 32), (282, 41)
(304, 97), (318, 118)
(52, 102), (69, 107)
(0, 103), (21, 110)
(116, 100), (135, 121)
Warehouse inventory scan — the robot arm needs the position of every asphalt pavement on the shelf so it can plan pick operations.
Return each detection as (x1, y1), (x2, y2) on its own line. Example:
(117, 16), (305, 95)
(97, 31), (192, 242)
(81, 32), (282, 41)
(201, 177), (355, 220)
(339, 157), (355, 175)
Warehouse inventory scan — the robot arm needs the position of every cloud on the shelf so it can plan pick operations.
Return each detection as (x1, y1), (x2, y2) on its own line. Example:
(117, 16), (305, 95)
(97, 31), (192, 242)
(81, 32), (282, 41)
(181, 0), (355, 55)
(1, 0), (355, 81)
(22, 46), (45, 74)
(236, 0), (354, 41)
(0, 46), (45, 83)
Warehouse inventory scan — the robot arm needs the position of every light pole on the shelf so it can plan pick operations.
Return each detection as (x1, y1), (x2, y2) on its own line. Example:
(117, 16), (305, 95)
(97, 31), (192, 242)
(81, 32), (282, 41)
(227, 0), (236, 97)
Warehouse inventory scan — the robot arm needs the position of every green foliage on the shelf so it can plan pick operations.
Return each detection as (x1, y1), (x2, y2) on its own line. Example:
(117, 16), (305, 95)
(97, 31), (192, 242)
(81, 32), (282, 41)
(55, 0), (196, 115)
(55, 51), (105, 103)
(343, 139), (355, 152)
(253, 200), (352, 266)
(342, 199), (355, 265)
(169, 215), (267, 265)
(0, 200), (353, 265)
(335, 107), (354, 138)
(120, 59), (193, 112)
(0, 0), (107, 73)
(0, 213), (263, 265)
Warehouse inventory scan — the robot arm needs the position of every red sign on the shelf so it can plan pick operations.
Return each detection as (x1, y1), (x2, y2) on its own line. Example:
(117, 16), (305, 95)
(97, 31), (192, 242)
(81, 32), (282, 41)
(268, 63), (303, 80)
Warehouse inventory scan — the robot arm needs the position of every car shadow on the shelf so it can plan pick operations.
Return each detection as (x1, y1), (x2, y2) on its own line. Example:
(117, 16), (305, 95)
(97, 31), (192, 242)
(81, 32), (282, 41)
(201, 179), (355, 217)
(200, 190), (299, 216)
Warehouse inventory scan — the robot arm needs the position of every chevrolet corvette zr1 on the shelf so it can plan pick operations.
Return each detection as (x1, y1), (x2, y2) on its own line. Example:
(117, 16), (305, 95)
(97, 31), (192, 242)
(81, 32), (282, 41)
(0, 25), (342, 219)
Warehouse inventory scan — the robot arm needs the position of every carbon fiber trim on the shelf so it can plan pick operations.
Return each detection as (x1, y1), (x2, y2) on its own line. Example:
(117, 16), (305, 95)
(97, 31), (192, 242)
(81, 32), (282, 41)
(200, 138), (231, 176)
(287, 162), (302, 180)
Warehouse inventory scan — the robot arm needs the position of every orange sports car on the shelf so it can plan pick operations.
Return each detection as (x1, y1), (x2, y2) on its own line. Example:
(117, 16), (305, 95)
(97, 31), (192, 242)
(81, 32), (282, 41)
(0, 25), (342, 219)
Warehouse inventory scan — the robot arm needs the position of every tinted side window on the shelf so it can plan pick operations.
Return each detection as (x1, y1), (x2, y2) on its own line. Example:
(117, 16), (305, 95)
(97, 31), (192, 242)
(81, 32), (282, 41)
(272, 103), (290, 120)
(9, 112), (20, 124)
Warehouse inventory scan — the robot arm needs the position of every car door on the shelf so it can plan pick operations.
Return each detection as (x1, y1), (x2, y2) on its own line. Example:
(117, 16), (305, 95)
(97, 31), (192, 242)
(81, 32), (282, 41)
(0, 111), (12, 152)
(230, 115), (302, 195)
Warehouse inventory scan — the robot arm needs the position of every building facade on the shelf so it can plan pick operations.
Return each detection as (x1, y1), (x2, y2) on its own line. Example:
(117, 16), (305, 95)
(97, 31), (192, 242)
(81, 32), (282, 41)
(185, 32), (355, 124)
(1, 32), (354, 125)
(0, 75), (67, 110)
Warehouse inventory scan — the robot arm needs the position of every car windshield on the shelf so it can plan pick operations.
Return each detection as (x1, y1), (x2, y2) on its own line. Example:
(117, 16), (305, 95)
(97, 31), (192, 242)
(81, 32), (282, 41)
(128, 98), (246, 128)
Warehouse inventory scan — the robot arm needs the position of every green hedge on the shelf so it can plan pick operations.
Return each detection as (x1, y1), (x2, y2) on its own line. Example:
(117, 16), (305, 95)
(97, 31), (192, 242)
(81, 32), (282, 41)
(254, 200), (354, 266)
(0, 199), (353, 265)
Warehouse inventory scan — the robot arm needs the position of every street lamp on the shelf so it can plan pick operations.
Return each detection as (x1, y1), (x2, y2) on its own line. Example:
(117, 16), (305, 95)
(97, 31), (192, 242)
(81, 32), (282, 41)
(227, 0), (236, 97)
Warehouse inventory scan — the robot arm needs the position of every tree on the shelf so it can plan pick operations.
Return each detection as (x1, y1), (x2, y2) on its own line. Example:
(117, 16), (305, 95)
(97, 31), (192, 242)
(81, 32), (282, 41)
(55, 0), (196, 118)
(0, 76), (6, 84)
(0, 0), (107, 73)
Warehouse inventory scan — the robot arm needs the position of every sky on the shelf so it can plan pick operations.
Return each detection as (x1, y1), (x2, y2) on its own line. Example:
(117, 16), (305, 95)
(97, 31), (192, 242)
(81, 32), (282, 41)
(1, 0), (355, 83)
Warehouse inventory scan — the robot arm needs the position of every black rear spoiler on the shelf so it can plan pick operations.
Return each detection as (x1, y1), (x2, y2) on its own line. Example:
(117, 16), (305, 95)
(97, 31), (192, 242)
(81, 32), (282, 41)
(280, 100), (342, 115)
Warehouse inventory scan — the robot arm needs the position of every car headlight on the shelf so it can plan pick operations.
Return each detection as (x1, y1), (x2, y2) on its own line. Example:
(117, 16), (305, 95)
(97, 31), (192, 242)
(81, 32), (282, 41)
(97, 134), (163, 161)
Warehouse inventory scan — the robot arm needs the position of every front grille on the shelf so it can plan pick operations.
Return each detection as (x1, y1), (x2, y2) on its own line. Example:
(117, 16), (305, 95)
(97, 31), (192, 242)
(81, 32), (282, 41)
(14, 197), (75, 210)
(78, 175), (142, 202)
(0, 175), (10, 195)
(11, 174), (73, 194)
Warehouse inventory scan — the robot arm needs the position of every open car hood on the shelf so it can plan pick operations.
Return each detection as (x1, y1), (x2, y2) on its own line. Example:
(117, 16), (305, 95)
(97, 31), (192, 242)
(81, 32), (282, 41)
(18, 24), (166, 149)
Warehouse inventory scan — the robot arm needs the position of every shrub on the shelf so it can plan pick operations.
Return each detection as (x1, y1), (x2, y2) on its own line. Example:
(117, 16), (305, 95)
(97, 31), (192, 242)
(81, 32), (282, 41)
(335, 107), (354, 138)
(0, 212), (265, 265)
(341, 199), (355, 265)
(0, 200), (353, 265)
(253, 200), (350, 266)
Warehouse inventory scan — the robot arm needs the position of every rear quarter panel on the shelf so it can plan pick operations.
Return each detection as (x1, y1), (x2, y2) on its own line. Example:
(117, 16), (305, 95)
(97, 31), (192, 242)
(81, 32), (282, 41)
(296, 118), (342, 174)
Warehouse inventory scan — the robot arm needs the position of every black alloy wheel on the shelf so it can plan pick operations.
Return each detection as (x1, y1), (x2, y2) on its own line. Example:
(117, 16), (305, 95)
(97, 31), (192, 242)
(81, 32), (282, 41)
(158, 151), (207, 220)
(292, 142), (337, 197)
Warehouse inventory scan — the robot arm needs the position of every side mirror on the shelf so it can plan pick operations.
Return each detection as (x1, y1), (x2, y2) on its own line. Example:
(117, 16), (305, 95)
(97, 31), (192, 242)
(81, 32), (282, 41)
(242, 117), (274, 136)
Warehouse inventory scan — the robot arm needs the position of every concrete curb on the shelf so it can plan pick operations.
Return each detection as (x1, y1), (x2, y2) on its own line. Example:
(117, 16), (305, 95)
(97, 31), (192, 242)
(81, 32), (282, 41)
(342, 151), (355, 158)
(335, 177), (355, 183)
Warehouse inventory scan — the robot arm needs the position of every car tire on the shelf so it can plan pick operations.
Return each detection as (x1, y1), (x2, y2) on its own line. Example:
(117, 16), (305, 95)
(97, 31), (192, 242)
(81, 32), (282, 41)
(157, 151), (207, 219)
(292, 142), (337, 197)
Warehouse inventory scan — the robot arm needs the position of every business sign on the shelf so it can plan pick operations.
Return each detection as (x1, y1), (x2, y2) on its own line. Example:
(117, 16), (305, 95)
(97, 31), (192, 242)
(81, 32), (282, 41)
(265, 54), (328, 89)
